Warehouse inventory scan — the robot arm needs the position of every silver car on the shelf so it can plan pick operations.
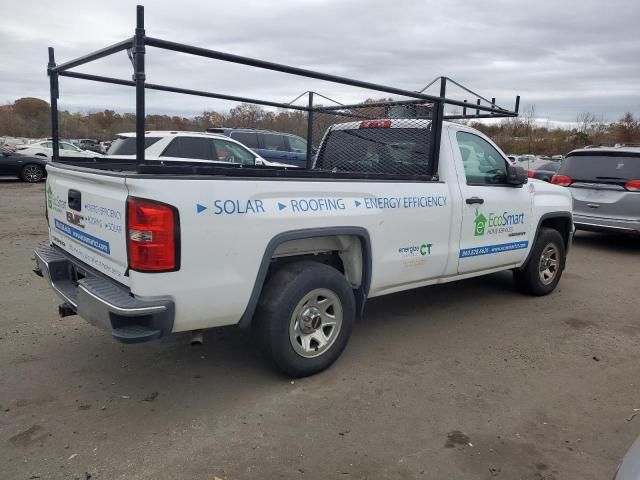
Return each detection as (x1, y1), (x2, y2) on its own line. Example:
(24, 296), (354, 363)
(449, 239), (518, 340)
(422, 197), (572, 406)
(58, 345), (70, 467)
(613, 435), (640, 480)
(552, 145), (640, 235)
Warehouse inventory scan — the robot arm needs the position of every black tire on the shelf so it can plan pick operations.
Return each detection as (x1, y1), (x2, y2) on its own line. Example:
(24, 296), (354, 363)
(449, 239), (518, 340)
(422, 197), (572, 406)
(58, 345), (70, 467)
(254, 261), (355, 377)
(21, 164), (44, 183)
(513, 227), (565, 296)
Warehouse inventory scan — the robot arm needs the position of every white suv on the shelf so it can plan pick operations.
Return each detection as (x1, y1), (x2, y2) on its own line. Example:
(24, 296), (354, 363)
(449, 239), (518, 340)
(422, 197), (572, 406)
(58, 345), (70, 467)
(107, 131), (296, 168)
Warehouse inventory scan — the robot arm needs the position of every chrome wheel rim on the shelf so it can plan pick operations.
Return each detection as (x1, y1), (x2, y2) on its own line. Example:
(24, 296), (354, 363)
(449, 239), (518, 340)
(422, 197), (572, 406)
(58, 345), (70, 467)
(538, 243), (559, 285)
(289, 288), (343, 358)
(24, 165), (42, 182)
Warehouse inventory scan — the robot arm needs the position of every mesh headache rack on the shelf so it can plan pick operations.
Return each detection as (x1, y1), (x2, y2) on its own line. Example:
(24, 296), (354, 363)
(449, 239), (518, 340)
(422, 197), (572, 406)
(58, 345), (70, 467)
(47, 5), (520, 181)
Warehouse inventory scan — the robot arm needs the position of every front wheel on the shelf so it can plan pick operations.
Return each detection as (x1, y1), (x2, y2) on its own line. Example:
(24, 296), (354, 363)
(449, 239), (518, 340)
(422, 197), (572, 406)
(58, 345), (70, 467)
(513, 227), (565, 296)
(21, 164), (44, 183)
(254, 261), (355, 377)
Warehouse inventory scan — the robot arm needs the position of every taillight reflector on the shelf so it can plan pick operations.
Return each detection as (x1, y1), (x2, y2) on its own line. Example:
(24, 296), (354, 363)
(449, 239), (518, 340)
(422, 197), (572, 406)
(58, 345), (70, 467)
(359, 119), (391, 129)
(624, 180), (640, 192)
(527, 170), (535, 178)
(127, 197), (179, 272)
(551, 175), (572, 187)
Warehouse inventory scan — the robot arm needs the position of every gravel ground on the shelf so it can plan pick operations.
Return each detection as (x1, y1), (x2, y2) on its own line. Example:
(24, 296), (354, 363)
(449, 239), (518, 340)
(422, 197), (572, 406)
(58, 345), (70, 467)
(1, 178), (639, 480)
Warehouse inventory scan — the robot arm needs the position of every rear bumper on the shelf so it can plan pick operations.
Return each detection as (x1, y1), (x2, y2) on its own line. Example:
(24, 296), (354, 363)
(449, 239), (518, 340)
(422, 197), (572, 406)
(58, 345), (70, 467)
(34, 242), (174, 343)
(573, 214), (640, 235)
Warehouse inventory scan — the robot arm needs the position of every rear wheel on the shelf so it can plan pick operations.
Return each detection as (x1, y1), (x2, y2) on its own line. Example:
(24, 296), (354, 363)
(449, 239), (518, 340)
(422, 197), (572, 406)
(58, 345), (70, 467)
(514, 227), (565, 296)
(254, 261), (355, 377)
(21, 164), (44, 183)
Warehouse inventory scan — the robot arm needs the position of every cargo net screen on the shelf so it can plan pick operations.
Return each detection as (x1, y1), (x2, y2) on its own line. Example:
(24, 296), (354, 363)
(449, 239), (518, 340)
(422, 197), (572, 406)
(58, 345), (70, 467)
(312, 101), (433, 178)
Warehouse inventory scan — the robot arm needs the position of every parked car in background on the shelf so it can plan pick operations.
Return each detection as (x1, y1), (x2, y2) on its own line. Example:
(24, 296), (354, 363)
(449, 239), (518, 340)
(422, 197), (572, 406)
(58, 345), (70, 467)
(78, 139), (103, 154)
(16, 140), (100, 160)
(206, 128), (310, 167)
(552, 145), (640, 235)
(107, 131), (295, 167)
(528, 159), (562, 182)
(0, 146), (48, 182)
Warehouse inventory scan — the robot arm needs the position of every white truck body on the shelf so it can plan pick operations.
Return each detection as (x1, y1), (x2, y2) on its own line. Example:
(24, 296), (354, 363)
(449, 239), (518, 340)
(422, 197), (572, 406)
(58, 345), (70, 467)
(39, 122), (572, 332)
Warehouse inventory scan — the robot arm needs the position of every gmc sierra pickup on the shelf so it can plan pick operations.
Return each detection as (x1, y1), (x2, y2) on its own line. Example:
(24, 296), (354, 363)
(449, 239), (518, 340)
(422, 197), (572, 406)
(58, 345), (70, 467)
(35, 118), (572, 376)
(35, 8), (573, 376)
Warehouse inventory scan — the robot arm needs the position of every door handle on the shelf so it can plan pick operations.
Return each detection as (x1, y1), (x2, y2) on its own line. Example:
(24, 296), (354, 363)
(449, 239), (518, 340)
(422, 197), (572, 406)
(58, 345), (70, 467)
(465, 197), (484, 205)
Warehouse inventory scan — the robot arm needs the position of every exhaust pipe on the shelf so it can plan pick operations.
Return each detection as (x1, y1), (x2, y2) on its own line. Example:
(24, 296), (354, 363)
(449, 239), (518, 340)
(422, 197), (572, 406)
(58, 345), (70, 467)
(190, 329), (204, 346)
(58, 302), (76, 318)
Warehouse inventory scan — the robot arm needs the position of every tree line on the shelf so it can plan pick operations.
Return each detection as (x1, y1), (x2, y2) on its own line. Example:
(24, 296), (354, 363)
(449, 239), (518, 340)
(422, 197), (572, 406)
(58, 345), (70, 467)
(1, 97), (638, 155)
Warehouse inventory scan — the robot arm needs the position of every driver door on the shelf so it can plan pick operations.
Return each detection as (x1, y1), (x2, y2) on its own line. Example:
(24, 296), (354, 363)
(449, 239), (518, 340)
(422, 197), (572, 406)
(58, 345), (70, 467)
(453, 130), (533, 273)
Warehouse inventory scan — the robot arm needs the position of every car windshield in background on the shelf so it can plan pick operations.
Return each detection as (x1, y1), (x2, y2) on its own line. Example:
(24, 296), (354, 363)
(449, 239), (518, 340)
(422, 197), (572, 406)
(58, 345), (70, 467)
(108, 137), (162, 155)
(536, 161), (561, 172)
(317, 128), (431, 176)
(560, 152), (640, 181)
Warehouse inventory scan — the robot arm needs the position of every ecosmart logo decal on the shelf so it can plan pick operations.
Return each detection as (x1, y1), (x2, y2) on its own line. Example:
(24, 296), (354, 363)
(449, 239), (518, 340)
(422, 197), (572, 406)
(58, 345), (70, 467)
(46, 184), (67, 212)
(473, 209), (525, 236)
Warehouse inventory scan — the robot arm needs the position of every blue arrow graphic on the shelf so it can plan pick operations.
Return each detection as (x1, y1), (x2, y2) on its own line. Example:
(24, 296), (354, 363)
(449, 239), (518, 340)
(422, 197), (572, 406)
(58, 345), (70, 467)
(354, 200), (361, 207)
(278, 202), (287, 211)
(196, 204), (207, 213)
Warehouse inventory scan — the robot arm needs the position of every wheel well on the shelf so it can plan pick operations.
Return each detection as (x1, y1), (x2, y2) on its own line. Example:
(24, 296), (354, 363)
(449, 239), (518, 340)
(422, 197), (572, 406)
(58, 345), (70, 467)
(539, 216), (572, 249)
(268, 235), (364, 289)
(237, 230), (372, 328)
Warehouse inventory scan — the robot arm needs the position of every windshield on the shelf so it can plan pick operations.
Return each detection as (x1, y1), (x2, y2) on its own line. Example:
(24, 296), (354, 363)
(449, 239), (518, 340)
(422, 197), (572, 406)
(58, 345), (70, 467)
(559, 152), (640, 182)
(108, 136), (162, 155)
(316, 127), (431, 176)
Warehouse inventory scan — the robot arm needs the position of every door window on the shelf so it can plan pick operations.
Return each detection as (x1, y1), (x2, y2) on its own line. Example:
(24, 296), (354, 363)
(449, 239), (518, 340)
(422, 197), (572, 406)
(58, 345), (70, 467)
(212, 139), (255, 165)
(286, 136), (307, 153)
(229, 132), (259, 149)
(161, 137), (213, 160)
(456, 131), (508, 185)
(261, 134), (286, 151)
(61, 142), (79, 151)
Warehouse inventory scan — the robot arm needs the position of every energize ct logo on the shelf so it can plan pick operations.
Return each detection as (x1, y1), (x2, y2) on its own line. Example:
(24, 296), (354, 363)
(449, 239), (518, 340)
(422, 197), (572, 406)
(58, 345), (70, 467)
(398, 243), (433, 257)
(473, 209), (524, 236)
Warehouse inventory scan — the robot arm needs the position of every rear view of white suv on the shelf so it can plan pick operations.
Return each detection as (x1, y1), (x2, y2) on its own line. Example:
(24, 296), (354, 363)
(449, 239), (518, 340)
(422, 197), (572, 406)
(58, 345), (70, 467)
(107, 131), (295, 168)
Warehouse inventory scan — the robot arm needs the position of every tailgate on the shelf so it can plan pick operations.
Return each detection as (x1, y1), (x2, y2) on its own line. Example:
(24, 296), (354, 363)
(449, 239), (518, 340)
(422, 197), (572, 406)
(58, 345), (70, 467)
(46, 165), (130, 285)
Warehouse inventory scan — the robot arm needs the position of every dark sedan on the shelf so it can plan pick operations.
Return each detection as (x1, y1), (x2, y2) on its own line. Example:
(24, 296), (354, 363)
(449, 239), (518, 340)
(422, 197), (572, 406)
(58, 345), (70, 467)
(527, 159), (562, 182)
(0, 147), (48, 182)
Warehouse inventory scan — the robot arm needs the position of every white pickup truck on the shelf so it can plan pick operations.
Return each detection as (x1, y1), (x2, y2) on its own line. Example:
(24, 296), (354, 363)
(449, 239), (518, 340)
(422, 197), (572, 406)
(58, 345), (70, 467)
(34, 117), (573, 376)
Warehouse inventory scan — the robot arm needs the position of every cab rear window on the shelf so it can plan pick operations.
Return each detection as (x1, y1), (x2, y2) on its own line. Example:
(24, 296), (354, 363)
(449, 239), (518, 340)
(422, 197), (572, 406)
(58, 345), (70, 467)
(315, 127), (432, 177)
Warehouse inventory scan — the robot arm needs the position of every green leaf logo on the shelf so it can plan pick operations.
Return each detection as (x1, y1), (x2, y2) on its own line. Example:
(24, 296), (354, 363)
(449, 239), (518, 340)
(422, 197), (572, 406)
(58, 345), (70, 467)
(46, 184), (53, 209)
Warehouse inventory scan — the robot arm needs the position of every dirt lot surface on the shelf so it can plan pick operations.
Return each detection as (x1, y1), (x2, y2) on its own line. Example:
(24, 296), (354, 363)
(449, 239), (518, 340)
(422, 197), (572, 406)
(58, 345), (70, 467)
(1, 178), (639, 480)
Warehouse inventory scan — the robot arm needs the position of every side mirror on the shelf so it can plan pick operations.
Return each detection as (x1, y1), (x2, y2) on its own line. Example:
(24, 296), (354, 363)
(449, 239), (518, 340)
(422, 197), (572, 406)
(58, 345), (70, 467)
(255, 157), (264, 166)
(506, 164), (528, 185)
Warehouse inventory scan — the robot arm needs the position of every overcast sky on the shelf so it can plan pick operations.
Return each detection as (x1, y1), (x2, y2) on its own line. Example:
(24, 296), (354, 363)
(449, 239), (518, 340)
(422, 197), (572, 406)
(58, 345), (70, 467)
(1, 0), (638, 123)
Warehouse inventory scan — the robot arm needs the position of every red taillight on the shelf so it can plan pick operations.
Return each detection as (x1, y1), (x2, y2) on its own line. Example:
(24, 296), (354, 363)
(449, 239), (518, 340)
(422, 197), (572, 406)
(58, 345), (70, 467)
(527, 170), (535, 178)
(359, 119), (391, 129)
(624, 179), (640, 192)
(127, 197), (179, 272)
(551, 175), (572, 187)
